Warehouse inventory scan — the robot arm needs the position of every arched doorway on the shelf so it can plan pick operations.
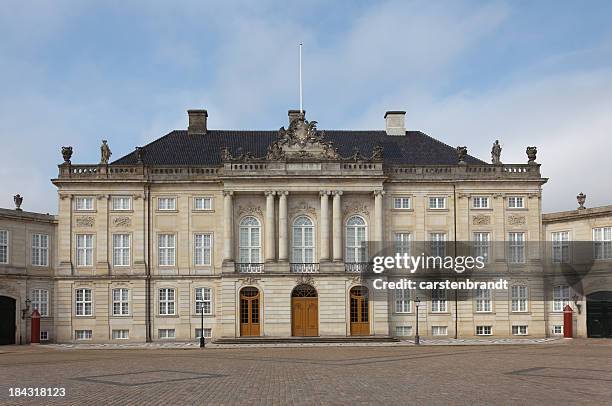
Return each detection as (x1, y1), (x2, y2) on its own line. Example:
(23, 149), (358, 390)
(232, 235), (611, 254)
(587, 291), (612, 338)
(350, 286), (370, 336)
(291, 285), (318, 337)
(0, 296), (16, 345)
(240, 287), (260, 336)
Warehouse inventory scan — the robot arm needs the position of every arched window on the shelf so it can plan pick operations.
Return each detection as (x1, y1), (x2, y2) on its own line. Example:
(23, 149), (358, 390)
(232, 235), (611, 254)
(346, 215), (367, 263)
(239, 216), (261, 263)
(292, 216), (314, 263)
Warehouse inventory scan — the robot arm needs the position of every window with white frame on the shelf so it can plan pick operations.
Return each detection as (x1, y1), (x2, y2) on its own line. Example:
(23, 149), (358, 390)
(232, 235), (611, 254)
(31, 289), (49, 317)
(195, 287), (212, 315)
(76, 234), (94, 267)
(75, 288), (92, 316)
(473, 232), (490, 263)
(508, 232), (525, 264)
(475, 288), (491, 312)
(194, 197), (213, 210)
(345, 216), (367, 263)
(395, 288), (411, 313)
(40, 331), (49, 341)
(112, 329), (129, 340)
(158, 329), (176, 339)
(553, 325), (563, 335)
(432, 326), (447, 336)
(31, 234), (49, 267)
(552, 231), (570, 263)
(593, 227), (612, 260)
(431, 289), (447, 312)
(511, 285), (528, 312)
(395, 326), (412, 336)
(429, 197), (446, 209)
(75, 197), (94, 211)
(508, 196), (524, 209)
(112, 234), (130, 266)
(159, 288), (176, 315)
(0, 230), (7, 264)
(292, 216), (315, 263)
(393, 197), (411, 210)
(111, 196), (131, 211)
(112, 288), (129, 316)
(553, 285), (570, 312)
(195, 328), (212, 339)
(158, 197), (176, 211)
(476, 325), (492, 335)
(239, 216), (261, 264)
(512, 325), (528, 336)
(158, 234), (176, 266)
(429, 233), (446, 257)
(472, 196), (490, 209)
(394, 233), (412, 256)
(75, 330), (92, 340)
(194, 233), (212, 266)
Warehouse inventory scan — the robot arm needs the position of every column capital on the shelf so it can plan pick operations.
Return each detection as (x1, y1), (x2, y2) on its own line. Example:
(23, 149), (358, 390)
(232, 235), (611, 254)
(277, 190), (289, 196)
(319, 190), (332, 196)
(264, 190), (276, 196)
(373, 190), (386, 197)
(333, 190), (343, 196)
(223, 190), (234, 197)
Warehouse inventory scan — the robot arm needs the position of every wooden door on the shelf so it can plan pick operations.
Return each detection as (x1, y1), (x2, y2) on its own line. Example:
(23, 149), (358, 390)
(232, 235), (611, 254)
(350, 286), (370, 336)
(0, 296), (16, 345)
(291, 285), (318, 337)
(240, 287), (260, 336)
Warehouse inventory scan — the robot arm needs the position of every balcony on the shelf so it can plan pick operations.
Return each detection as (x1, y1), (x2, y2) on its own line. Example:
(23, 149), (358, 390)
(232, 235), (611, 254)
(345, 262), (372, 273)
(290, 263), (320, 273)
(235, 263), (264, 273)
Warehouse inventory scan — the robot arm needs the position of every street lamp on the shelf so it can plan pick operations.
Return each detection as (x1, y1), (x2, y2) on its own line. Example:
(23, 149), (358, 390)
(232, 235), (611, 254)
(199, 302), (206, 348)
(414, 296), (421, 345)
(21, 298), (31, 319)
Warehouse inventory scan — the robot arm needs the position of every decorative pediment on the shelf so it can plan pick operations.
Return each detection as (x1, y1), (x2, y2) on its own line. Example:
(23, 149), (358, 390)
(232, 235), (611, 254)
(343, 202), (369, 217)
(238, 204), (263, 217)
(289, 201), (317, 218)
(75, 216), (95, 228)
(112, 216), (132, 228)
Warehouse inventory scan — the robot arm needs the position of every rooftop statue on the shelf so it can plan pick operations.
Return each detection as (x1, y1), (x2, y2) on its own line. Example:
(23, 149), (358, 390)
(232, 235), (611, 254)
(100, 140), (112, 164)
(491, 140), (502, 165)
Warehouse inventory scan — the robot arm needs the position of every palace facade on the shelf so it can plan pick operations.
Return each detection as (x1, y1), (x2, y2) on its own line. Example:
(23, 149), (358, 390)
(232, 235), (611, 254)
(1, 109), (611, 344)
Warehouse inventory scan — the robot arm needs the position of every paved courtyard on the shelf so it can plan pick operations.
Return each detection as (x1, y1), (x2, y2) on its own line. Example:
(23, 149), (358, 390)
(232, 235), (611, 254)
(1, 340), (611, 405)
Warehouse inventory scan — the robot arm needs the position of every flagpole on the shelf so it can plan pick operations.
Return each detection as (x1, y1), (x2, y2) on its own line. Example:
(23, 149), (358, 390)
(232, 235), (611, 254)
(299, 42), (303, 114)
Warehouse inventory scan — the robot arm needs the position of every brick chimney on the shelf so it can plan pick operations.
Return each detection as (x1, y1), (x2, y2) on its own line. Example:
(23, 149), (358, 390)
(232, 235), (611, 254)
(384, 111), (406, 136)
(288, 109), (305, 125)
(188, 109), (208, 135)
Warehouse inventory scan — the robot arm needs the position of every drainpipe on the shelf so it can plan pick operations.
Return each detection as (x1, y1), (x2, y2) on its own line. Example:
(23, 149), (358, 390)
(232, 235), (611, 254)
(453, 183), (458, 339)
(146, 183), (152, 342)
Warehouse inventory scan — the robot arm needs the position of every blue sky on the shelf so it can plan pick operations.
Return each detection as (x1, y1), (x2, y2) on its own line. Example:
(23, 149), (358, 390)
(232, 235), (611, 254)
(2, 0), (612, 213)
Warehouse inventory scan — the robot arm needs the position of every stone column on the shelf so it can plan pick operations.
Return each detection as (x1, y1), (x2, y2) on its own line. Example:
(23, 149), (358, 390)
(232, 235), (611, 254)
(223, 191), (234, 263)
(332, 190), (343, 262)
(264, 191), (276, 262)
(374, 190), (385, 242)
(319, 191), (330, 261)
(278, 191), (289, 262)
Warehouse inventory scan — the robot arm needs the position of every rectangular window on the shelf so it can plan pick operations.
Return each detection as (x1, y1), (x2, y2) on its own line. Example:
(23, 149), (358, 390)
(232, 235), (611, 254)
(553, 285), (570, 312)
(395, 288), (411, 313)
(431, 289), (447, 312)
(429, 233), (446, 257)
(512, 325), (528, 336)
(75, 330), (92, 340)
(111, 196), (132, 211)
(194, 233), (212, 266)
(194, 197), (213, 210)
(473, 232), (490, 263)
(395, 326), (412, 336)
(31, 289), (49, 317)
(509, 232), (525, 264)
(76, 234), (94, 267)
(476, 325), (492, 336)
(195, 287), (212, 315)
(553, 325), (563, 335)
(432, 326), (447, 336)
(552, 231), (570, 263)
(593, 227), (612, 260)
(475, 288), (491, 312)
(429, 197), (446, 209)
(158, 234), (176, 266)
(472, 197), (490, 209)
(508, 196), (524, 209)
(159, 288), (176, 315)
(40, 331), (49, 341)
(112, 288), (129, 316)
(158, 197), (176, 211)
(158, 328), (176, 339)
(31, 234), (49, 266)
(75, 197), (94, 211)
(394, 233), (412, 256)
(112, 329), (129, 340)
(0, 230), (7, 264)
(195, 328), (212, 339)
(112, 234), (130, 266)
(511, 285), (528, 312)
(75, 288), (93, 316)
(393, 197), (411, 210)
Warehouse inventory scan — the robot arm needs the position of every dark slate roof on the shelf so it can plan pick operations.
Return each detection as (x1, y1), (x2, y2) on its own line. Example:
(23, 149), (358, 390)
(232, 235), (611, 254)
(112, 130), (486, 166)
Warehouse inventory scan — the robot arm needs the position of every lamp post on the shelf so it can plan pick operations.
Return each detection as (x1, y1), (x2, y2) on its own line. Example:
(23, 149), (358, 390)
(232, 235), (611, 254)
(21, 298), (31, 320)
(414, 296), (421, 345)
(200, 302), (206, 348)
